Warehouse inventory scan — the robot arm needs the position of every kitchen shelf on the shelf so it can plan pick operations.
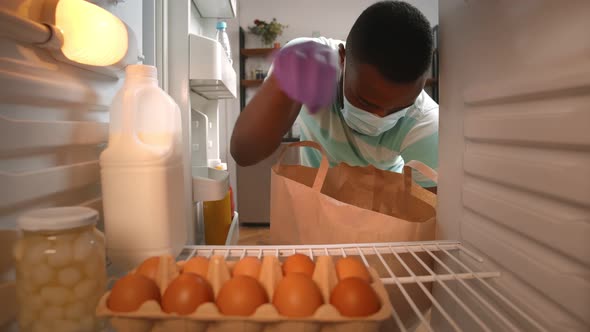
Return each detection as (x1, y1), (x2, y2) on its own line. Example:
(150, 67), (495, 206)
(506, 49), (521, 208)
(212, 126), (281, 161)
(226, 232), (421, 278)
(192, 0), (236, 18)
(178, 241), (545, 332)
(189, 34), (237, 99)
(240, 48), (277, 58)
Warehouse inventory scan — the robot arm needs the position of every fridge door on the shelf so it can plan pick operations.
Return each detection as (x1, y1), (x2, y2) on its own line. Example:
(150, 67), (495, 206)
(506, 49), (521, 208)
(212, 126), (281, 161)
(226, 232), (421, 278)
(0, 1), (150, 328)
(437, 0), (590, 330)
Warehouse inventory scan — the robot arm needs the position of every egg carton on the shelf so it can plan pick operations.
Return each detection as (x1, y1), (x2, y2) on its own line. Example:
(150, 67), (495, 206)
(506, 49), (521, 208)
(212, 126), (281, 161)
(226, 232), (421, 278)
(96, 254), (393, 332)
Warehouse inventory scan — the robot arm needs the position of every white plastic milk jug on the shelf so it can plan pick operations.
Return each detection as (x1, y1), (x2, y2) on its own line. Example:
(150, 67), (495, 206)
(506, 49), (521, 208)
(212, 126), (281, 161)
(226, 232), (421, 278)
(100, 64), (186, 272)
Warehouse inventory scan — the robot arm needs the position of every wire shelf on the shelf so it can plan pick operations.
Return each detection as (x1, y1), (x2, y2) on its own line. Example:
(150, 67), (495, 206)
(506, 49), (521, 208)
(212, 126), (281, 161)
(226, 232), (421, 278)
(179, 240), (546, 332)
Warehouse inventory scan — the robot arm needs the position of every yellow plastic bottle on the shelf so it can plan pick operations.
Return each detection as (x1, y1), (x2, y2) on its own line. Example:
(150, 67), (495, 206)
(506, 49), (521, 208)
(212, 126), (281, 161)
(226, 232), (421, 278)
(203, 191), (232, 245)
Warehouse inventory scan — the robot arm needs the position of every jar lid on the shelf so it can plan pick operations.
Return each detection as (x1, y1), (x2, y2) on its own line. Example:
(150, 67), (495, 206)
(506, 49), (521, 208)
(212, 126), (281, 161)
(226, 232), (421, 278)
(18, 207), (98, 231)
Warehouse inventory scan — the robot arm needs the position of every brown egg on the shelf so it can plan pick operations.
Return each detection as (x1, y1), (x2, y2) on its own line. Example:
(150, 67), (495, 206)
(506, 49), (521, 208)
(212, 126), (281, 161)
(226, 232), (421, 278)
(272, 273), (323, 317)
(183, 256), (209, 278)
(216, 275), (268, 316)
(232, 257), (262, 279)
(330, 277), (380, 317)
(136, 256), (160, 282)
(335, 257), (371, 282)
(162, 273), (214, 315)
(107, 274), (161, 312)
(282, 253), (315, 277)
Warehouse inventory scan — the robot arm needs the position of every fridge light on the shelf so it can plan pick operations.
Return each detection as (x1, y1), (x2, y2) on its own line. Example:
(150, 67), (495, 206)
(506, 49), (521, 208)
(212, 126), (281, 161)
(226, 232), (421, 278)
(39, 0), (138, 75)
(53, 0), (128, 66)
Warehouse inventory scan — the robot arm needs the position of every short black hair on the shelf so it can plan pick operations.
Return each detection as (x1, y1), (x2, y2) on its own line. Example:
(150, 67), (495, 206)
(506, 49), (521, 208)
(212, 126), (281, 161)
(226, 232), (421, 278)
(346, 1), (433, 83)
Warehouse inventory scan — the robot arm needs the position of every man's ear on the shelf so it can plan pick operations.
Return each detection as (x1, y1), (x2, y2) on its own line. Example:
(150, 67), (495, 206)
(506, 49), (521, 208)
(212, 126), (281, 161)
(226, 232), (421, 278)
(338, 44), (346, 69)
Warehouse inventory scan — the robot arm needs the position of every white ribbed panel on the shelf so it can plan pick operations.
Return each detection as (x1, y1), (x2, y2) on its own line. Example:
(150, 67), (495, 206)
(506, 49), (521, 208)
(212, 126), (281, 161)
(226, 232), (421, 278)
(0, 39), (120, 229)
(0, 115), (108, 152)
(0, 3), (146, 330)
(438, 0), (590, 331)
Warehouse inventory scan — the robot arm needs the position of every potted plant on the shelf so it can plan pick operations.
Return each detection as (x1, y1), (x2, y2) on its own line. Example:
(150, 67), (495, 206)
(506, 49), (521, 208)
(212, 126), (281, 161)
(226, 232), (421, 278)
(248, 18), (288, 48)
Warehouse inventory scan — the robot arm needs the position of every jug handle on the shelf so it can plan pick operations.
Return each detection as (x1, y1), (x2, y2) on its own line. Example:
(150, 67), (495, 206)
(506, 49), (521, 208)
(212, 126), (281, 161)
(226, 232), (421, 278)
(120, 87), (175, 157)
(121, 88), (141, 138)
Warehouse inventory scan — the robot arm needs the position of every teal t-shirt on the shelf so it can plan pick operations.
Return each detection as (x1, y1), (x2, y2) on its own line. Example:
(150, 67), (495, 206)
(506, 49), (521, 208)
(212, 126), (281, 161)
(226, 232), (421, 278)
(298, 88), (438, 188)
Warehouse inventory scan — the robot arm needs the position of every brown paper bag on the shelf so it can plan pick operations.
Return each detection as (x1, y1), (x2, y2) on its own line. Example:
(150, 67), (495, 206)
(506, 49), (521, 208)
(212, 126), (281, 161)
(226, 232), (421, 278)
(270, 141), (438, 330)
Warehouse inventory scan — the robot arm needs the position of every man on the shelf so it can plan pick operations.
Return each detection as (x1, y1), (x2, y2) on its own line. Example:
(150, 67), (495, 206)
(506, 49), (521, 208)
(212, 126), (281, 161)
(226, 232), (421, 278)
(231, 1), (438, 191)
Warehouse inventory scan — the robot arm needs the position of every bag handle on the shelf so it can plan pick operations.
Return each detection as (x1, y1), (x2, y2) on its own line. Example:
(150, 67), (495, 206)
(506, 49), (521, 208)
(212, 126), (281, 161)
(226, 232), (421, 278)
(277, 141), (329, 192)
(403, 160), (438, 192)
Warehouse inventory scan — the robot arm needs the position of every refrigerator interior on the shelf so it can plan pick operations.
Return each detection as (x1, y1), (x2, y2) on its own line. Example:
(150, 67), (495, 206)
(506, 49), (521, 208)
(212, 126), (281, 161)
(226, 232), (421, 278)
(0, 0), (588, 331)
(436, 1), (589, 330)
(175, 241), (547, 332)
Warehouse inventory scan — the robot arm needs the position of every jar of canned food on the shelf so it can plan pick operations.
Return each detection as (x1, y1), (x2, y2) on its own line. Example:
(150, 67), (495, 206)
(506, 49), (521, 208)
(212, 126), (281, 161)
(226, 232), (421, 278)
(14, 207), (107, 332)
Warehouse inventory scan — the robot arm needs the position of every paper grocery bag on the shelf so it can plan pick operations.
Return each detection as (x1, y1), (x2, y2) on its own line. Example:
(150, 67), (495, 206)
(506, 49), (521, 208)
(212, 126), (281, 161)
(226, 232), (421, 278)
(270, 141), (437, 331)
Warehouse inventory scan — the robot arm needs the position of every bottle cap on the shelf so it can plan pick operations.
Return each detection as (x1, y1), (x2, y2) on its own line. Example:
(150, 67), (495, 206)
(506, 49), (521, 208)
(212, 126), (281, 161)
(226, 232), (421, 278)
(216, 21), (227, 30)
(126, 64), (157, 79)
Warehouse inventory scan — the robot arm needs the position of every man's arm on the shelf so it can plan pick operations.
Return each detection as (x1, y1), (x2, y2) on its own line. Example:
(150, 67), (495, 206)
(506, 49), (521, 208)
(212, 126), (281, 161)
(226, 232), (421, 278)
(231, 39), (340, 166)
(230, 74), (301, 166)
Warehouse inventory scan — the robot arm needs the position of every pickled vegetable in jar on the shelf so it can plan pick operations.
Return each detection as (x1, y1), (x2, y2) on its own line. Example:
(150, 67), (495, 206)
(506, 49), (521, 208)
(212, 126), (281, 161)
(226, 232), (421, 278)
(14, 207), (107, 332)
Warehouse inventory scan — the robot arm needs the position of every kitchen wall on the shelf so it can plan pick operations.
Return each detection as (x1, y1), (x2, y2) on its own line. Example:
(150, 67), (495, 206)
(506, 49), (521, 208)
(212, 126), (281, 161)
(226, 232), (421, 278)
(240, 0), (438, 46)
(240, 0), (438, 84)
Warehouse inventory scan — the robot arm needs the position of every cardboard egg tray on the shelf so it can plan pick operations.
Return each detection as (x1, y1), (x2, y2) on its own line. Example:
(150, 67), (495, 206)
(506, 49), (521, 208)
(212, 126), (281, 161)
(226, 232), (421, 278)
(96, 254), (393, 332)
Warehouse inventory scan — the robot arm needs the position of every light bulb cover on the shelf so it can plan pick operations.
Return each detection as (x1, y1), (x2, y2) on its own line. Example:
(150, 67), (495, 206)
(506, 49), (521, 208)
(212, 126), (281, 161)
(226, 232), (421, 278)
(40, 0), (138, 77)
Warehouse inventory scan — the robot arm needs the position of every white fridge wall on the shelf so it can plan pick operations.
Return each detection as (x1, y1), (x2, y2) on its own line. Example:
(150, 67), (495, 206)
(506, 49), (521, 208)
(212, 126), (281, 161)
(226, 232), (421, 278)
(189, 8), (221, 168)
(220, 15), (241, 202)
(190, 0), (240, 200)
(0, 0), (145, 327)
(437, 0), (590, 330)
(0, 0), (144, 231)
(163, 0), (199, 243)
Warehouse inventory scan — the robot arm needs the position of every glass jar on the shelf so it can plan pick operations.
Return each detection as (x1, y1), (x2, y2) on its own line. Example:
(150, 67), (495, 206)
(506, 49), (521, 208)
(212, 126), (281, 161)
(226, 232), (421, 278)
(14, 207), (107, 332)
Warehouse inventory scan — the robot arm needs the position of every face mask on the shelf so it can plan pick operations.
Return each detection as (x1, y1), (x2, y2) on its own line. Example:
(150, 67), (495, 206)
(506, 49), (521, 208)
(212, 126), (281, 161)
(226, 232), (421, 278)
(342, 96), (408, 136)
(340, 62), (410, 136)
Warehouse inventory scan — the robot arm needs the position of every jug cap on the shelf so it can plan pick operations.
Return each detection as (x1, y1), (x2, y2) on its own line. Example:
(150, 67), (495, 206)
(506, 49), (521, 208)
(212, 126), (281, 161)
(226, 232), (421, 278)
(18, 207), (98, 231)
(126, 64), (157, 79)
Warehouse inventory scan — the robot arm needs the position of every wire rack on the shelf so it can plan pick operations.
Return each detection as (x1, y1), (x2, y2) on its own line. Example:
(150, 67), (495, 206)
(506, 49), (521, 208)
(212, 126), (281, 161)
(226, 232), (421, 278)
(179, 240), (546, 332)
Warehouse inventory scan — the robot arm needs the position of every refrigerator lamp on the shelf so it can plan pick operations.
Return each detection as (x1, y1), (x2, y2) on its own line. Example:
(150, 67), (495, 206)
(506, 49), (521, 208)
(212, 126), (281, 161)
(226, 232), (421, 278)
(40, 0), (139, 75)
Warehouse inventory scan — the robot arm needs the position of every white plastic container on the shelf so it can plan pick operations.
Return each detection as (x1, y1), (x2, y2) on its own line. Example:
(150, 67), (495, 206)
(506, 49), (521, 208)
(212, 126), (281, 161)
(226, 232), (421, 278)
(100, 64), (186, 273)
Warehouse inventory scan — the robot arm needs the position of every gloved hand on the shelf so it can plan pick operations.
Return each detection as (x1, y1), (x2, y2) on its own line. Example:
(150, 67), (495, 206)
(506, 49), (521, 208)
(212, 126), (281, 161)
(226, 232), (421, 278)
(272, 41), (340, 114)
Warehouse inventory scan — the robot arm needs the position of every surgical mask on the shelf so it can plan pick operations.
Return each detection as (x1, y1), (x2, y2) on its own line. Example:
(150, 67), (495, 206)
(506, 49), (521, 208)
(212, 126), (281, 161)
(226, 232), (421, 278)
(340, 64), (410, 136)
(341, 91), (409, 137)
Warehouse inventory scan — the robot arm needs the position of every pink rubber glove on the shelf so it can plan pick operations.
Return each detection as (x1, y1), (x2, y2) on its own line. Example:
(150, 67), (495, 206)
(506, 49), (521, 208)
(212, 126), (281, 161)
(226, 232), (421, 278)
(272, 41), (340, 114)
